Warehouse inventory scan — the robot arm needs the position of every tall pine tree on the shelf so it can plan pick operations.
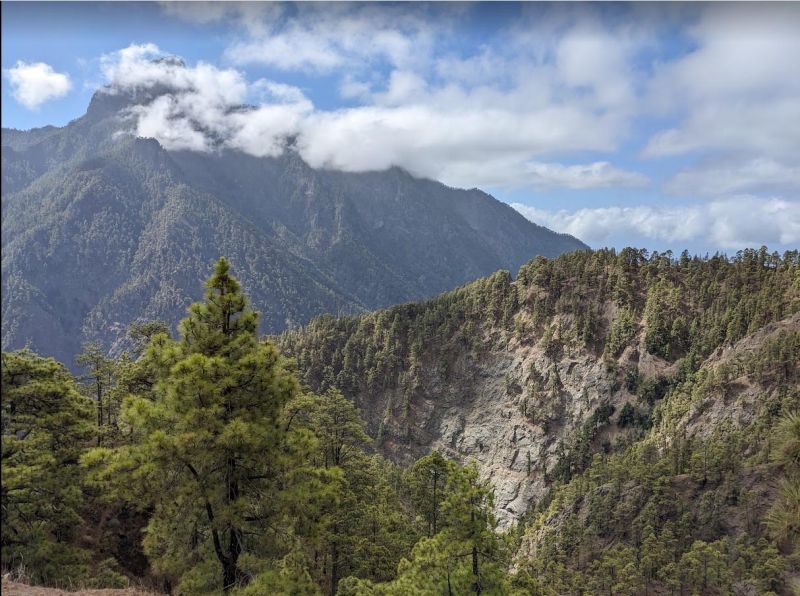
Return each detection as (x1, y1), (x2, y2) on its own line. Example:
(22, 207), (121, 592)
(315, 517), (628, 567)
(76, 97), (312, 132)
(84, 257), (305, 592)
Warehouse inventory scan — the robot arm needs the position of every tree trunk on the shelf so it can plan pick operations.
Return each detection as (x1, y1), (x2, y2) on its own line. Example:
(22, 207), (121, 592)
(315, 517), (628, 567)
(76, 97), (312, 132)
(222, 458), (242, 592)
(330, 528), (339, 596)
(472, 545), (481, 594)
(470, 496), (481, 594)
(96, 380), (103, 445)
(223, 556), (238, 593)
(431, 470), (438, 536)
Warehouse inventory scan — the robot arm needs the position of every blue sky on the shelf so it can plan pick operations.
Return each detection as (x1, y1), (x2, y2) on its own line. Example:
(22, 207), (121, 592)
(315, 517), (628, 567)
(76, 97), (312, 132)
(2, 2), (798, 255)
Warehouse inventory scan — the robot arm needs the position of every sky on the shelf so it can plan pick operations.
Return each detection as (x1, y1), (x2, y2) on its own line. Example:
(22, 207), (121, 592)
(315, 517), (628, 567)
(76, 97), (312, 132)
(2, 1), (799, 256)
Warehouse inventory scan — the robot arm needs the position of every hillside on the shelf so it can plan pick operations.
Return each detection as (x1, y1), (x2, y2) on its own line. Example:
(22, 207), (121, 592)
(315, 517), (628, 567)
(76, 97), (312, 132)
(1, 87), (585, 367)
(277, 247), (800, 591)
(278, 248), (797, 519)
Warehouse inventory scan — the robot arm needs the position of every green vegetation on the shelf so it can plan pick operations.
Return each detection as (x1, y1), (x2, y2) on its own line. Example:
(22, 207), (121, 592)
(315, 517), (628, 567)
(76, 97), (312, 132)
(2, 248), (798, 593)
(279, 247), (798, 400)
(1, 350), (94, 585)
(509, 295), (800, 594)
(765, 412), (800, 561)
(277, 246), (799, 594)
(0, 259), (504, 594)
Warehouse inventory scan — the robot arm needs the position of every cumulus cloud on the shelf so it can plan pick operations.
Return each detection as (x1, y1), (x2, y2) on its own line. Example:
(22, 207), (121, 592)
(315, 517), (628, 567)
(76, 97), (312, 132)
(99, 43), (643, 190)
(100, 1), (799, 206)
(512, 197), (800, 249)
(554, 22), (635, 109)
(101, 44), (310, 157)
(295, 102), (621, 178)
(5, 61), (72, 109)
(101, 44), (247, 104)
(644, 3), (800, 160)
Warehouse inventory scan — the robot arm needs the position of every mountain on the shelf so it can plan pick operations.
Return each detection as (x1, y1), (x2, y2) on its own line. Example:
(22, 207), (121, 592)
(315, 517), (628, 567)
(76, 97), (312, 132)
(1, 89), (586, 367)
(277, 247), (799, 589)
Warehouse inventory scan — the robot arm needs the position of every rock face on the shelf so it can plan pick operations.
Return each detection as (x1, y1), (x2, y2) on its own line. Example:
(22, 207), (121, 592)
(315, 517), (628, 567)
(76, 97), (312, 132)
(298, 313), (798, 527)
(669, 312), (800, 440)
(1, 90), (586, 368)
(344, 318), (635, 529)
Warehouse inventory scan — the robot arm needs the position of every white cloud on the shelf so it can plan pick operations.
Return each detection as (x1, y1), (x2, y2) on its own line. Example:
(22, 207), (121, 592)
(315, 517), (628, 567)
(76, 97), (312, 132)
(159, 2), (281, 36)
(102, 1), (800, 203)
(512, 203), (704, 245)
(643, 100), (800, 160)
(5, 61), (72, 110)
(644, 3), (800, 160)
(131, 95), (211, 152)
(101, 44), (247, 105)
(294, 102), (622, 182)
(434, 159), (648, 191)
(435, 48), (510, 87)
(208, 3), (654, 190)
(225, 102), (312, 158)
(223, 4), (437, 73)
(665, 158), (800, 198)
(373, 70), (428, 106)
(159, 1), (235, 24)
(554, 22), (634, 109)
(338, 75), (372, 100)
(101, 44), (310, 157)
(522, 161), (648, 190)
(99, 43), (643, 191)
(512, 197), (800, 249)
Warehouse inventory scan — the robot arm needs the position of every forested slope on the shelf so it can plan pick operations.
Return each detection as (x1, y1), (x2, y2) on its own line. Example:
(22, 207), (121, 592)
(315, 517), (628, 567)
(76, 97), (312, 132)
(279, 246), (800, 592)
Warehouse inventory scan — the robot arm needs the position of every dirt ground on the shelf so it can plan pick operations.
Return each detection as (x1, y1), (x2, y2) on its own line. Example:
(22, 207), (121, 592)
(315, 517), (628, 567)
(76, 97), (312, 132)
(1, 578), (161, 596)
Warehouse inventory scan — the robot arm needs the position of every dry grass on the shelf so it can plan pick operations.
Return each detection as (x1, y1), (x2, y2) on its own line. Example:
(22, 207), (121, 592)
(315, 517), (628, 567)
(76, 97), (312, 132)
(1, 576), (162, 596)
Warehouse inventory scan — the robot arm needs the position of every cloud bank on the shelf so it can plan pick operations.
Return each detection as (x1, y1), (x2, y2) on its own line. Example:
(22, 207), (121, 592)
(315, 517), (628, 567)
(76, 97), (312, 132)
(100, 39), (639, 189)
(665, 159), (800, 198)
(5, 61), (72, 110)
(512, 197), (800, 250)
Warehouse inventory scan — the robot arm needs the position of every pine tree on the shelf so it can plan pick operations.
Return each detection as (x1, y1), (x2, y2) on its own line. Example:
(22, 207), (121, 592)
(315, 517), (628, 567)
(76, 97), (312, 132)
(1, 350), (94, 585)
(439, 463), (503, 594)
(76, 341), (117, 444)
(83, 258), (307, 592)
(287, 388), (372, 594)
(406, 451), (452, 537)
(765, 412), (800, 556)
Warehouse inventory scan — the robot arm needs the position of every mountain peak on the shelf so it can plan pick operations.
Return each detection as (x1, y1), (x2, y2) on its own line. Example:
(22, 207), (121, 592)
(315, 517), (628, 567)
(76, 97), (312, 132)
(86, 84), (176, 121)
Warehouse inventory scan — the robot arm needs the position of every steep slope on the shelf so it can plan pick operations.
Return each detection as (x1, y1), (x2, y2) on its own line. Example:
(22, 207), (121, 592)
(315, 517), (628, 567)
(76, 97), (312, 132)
(277, 247), (800, 529)
(512, 312), (799, 594)
(1, 90), (585, 366)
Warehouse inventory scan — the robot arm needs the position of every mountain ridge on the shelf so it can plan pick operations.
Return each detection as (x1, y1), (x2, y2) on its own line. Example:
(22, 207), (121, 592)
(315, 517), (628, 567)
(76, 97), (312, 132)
(1, 90), (586, 366)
